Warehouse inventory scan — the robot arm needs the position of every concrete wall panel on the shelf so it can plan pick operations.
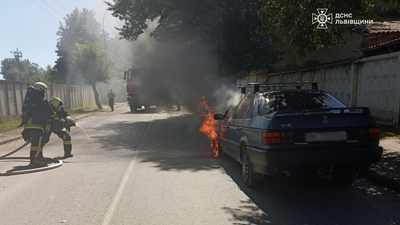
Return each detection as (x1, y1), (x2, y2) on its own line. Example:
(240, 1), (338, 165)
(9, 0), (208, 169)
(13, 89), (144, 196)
(237, 52), (400, 126)
(0, 81), (95, 123)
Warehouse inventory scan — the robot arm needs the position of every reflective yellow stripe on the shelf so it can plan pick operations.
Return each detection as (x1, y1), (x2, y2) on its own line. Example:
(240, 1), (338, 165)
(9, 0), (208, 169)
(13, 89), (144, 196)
(30, 146), (43, 158)
(63, 141), (71, 145)
(24, 125), (43, 130)
(34, 150), (42, 158)
(38, 136), (43, 149)
(61, 128), (66, 132)
(45, 123), (51, 133)
(65, 116), (71, 120)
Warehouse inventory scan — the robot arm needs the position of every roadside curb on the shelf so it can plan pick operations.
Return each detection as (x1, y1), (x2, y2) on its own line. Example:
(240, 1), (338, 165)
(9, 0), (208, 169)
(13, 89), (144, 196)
(0, 135), (23, 146)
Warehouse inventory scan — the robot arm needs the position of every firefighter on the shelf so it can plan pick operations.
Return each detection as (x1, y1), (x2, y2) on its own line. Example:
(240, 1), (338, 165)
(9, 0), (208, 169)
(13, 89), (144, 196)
(46, 97), (75, 159)
(21, 82), (56, 167)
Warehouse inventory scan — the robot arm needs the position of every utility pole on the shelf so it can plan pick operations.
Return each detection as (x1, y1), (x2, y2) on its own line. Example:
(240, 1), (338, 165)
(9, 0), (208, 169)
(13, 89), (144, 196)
(10, 48), (22, 81)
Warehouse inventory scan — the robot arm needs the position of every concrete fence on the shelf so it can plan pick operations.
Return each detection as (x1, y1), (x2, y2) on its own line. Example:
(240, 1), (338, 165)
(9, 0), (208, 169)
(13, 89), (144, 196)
(237, 51), (400, 127)
(0, 80), (95, 123)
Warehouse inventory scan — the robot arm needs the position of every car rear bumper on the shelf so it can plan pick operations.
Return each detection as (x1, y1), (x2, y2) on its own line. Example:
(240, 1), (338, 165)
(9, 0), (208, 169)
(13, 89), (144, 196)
(247, 145), (383, 175)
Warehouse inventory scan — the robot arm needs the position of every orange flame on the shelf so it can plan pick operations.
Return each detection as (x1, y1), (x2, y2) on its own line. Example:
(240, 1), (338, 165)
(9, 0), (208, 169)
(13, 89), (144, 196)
(197, 95), (219, 157)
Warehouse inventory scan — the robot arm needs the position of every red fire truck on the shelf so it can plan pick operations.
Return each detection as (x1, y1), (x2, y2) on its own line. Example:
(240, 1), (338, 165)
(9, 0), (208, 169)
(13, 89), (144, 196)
(123, 66), (172, 112)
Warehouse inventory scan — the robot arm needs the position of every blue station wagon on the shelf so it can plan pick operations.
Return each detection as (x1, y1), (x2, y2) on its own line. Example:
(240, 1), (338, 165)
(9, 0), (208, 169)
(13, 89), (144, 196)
(214, 81), (383, 187)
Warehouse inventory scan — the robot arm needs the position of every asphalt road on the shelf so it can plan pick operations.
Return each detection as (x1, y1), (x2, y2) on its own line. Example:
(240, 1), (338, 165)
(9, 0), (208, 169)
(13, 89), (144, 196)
(0, 105), (399, 225)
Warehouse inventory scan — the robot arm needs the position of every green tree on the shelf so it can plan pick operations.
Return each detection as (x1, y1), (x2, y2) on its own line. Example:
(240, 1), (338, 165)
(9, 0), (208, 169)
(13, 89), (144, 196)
(105, 0), (281, 76)
(29, 65), (54, 84)
(1, 58), (42, 81)
(256, 0), (396, 57)
(73, 42), (110, 109)
(54, 8), (107, 84)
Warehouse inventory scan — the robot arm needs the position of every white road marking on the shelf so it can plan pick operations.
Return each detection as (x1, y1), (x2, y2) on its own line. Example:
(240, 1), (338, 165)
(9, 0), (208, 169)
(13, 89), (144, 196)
(102, 113), (154, 225)
(145, 113), (155, 134)
(102, 159), (136, 225)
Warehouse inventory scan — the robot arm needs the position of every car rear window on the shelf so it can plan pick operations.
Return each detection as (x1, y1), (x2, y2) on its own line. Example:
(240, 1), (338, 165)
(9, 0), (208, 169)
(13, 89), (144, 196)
(261, 90), (346, 113)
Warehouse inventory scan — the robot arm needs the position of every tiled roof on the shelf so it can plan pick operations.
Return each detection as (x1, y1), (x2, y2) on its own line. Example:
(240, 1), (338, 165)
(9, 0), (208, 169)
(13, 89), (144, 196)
(355, 37), (400, 52)
(352, 21), (400, 34)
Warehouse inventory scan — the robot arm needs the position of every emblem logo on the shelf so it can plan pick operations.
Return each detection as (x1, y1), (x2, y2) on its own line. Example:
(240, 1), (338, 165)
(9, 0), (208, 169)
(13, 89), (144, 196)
(312, 8), (333, 29)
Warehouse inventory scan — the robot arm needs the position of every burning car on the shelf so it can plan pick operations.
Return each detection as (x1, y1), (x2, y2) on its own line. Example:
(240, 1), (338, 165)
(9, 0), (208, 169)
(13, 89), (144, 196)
(213, 81), (383, 187)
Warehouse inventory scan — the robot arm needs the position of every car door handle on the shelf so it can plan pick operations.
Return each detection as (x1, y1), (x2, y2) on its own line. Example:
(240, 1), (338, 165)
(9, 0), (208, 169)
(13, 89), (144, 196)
(236, 127), (242, 131)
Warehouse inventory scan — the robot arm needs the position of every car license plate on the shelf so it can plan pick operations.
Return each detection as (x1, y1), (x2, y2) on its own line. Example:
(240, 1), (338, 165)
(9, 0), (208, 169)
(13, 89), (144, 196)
(305, 131), (347, 142)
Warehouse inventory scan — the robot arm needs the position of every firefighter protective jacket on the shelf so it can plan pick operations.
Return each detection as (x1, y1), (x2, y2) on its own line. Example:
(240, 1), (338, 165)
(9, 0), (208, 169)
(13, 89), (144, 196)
(45, 107), (72, 132)
(24, 100), (56, 131)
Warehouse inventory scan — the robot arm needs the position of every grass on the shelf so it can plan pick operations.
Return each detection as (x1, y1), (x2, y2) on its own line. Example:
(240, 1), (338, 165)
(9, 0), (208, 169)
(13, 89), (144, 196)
(69, 105), (101, 114)
(0, 105), (103, 133)
(378, 125), (400, 138)
(0, 119), (22, 133)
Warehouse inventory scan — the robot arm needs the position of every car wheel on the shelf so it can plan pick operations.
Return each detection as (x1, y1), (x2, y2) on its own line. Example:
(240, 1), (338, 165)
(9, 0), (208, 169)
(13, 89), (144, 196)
(241, 150), (261, 187)
(129, 104), (137, 112)
(332, 172), (357, 185)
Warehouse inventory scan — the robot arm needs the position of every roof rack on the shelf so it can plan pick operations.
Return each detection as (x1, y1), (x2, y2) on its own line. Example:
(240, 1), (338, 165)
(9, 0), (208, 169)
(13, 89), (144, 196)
(239, 81), (318, 94)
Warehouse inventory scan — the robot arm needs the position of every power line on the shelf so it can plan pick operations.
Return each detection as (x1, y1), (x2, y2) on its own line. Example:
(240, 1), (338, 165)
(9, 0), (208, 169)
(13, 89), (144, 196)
(53, 0), (70, 14)
(30, 0), (63, 22)
(39, 0), (65, 19)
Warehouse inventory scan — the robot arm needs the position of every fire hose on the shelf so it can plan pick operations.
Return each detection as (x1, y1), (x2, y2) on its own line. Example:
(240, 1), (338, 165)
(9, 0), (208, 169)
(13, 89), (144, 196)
(0, 141), (63, 176)
(0, 127), (69, 176)
(0, 116), (85, 176)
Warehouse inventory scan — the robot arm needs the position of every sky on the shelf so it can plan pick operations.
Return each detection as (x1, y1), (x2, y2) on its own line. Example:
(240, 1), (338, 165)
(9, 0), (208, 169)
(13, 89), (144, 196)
(0, 0), (123, 79)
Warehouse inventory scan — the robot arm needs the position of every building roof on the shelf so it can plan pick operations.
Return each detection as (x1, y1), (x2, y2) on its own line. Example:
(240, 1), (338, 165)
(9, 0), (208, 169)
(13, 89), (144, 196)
(355, 37), (400, 56)
(352, 21), (400, 34)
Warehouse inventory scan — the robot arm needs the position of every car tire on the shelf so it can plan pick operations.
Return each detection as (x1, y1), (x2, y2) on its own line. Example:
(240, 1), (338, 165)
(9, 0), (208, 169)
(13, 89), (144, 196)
(129, 104), (137, 112)
(242, 150), (261, 187)
(144, 104), (151, 112)
(332, 172), (357, 185)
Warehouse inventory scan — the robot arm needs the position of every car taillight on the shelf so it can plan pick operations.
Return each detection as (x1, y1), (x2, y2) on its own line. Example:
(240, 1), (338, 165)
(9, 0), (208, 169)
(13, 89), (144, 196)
(358, 128), (380, 141)
(262, 131), (294, 144)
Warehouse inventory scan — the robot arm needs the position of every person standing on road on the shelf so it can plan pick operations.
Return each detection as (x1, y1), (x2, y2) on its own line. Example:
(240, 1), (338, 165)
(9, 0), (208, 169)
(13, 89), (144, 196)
(44, 97), (75, 159)
(173, 86), (181, 111)
(21, 82), (56, 167)
(107, 90), (116, 111)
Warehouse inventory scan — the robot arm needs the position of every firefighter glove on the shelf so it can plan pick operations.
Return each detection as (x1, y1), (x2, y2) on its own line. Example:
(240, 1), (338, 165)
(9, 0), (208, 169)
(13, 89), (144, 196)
(21, 130), (31, 142)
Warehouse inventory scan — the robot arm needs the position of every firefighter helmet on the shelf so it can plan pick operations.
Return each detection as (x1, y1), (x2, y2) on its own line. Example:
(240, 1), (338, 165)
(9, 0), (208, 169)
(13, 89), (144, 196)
(33, 82), (47, 91)
(49, 97), (63, 107)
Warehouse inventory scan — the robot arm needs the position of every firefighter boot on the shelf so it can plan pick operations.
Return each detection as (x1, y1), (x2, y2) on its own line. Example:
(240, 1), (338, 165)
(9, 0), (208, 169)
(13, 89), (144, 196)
(30, 148), (47, 167)
(30, 157), (47, 167)
(63, 151), (73, 158)
(63, 134), (73, 158)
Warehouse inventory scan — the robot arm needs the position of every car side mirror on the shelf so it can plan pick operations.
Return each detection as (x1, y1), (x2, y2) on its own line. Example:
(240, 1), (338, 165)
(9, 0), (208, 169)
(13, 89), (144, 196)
(214, 114), (225, 120)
